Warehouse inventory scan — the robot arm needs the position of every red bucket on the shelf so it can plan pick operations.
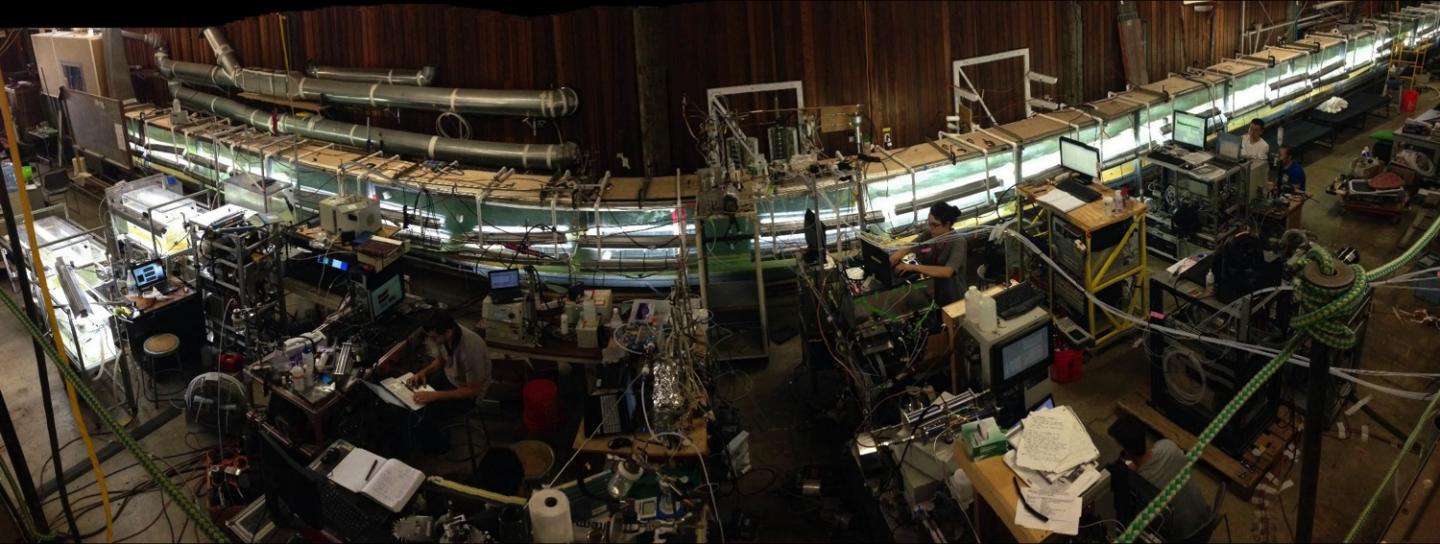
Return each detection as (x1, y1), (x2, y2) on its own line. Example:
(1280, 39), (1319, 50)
(1402, 89), (1420, 113)
(1051, 349), (1084, 384)
(522, 379), (561, 433)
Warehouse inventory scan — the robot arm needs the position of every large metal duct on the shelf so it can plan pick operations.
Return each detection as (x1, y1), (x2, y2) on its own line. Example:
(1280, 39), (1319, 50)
(169, 83), (579, 170)
(120, 30), (168, 53)
(307, 64), (438, 87)
(155, 52), (577, 118)
(201, 27), (243, 78)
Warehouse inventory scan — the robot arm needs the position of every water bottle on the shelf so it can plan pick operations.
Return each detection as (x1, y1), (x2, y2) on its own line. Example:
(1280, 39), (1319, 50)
(1206, 270), (1216, 290)
(964, 286), (983, 326)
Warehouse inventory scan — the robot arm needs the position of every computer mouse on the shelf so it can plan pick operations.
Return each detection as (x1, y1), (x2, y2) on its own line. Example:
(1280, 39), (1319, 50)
(608, 437), (634, 450)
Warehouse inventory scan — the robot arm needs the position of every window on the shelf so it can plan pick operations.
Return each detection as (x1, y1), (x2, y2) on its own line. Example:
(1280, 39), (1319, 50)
(61, 64), (85, 92)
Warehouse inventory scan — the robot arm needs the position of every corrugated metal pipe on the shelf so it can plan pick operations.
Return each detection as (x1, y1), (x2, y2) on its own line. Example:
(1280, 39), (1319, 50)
(201, 27), (243, 78)
(154, 52), (577, 118)
(168, 83), (579, 170)
(306, 64), (438, 87)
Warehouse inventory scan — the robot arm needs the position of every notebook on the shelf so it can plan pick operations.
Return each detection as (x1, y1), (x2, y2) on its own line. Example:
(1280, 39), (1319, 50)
(327, 447), (426, 513)
(376, 372), (434, 411)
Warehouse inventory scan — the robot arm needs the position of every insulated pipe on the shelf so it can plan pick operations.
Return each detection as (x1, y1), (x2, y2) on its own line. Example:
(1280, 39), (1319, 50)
(157, 53), (578, 118)
(307, 64), (438, 87)
(200, 27), (242, 78)
(169, 83), (579, 170)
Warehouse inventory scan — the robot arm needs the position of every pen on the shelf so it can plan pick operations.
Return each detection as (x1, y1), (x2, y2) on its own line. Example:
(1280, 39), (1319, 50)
(365, 459), (378, 481)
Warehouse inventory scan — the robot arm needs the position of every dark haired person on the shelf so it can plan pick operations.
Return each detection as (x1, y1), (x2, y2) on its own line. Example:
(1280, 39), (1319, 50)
(1241, 118), (1269, 161)
(1275, 145), (1306, 194)
(1107, 415), (1209, 540)
(408, 310), (492, 451)
(887, 202), (967, 305)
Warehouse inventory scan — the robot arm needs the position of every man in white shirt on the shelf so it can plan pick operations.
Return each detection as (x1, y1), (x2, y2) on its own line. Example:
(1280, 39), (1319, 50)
(1240, 118), (1270, 161)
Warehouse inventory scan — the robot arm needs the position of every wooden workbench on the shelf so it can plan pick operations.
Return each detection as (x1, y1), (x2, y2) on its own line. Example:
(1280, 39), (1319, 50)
(951, 438), (1056, 543)
(573, 417), (709, 458)
(1019, 181), (1148, 233)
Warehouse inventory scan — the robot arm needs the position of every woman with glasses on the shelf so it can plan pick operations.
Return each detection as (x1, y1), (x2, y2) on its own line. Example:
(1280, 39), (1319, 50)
(887, 202), (968, 305)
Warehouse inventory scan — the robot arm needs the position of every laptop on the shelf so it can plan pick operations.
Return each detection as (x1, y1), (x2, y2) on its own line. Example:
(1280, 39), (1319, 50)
(130, 259), (178, 295)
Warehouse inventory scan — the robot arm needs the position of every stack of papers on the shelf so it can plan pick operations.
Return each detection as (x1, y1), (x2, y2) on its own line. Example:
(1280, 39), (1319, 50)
(1006, 405), (1101, 535)
(1036, 190), (1086, 212)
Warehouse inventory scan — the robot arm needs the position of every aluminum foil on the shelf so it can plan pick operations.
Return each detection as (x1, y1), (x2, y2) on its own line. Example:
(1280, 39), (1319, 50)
(649, 355), (689, 433)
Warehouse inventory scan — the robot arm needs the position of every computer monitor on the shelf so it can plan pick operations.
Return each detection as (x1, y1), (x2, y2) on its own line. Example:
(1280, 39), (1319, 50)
(368, 273), (404, 320)
(803, 209), (828, 264)
(1173, 111), (1207, 150)
(130, 259), (167, 291)
(1217, 132), (1241, 159)
(489, 269), (520, 290)
(1000, 324), (1052, 382)
(1059, 137), (1101, 180)
(254, 428), (324, 528)
(860, 238), (893, 287)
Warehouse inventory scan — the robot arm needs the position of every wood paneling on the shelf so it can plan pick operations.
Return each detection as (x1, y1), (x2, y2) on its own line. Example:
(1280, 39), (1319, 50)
(114, 1), (1396, 173)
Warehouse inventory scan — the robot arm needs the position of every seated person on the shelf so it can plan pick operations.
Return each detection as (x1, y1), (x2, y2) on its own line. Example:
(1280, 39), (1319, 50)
(409, 310), (492, 452)
(1271, 145), (1306, 195)
(1107, 415), (1210, 540)
(886, 202), (968, 306)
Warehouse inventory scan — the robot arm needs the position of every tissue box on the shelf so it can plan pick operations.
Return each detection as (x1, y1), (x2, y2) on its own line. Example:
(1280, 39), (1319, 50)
(961, 417), (1008, 460)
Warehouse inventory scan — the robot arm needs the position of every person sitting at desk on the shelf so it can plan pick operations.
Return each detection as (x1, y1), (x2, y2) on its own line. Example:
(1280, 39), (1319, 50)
(887, 202), (967, 306)
(1241, 119), (1270, 161)
(409, 310), (492, 452)
(1108, 415), (1209, 540)
(1272, 145), (1306, 194)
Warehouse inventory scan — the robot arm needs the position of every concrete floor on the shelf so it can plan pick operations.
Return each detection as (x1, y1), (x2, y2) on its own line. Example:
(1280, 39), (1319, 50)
(0, 85), (1437, 542)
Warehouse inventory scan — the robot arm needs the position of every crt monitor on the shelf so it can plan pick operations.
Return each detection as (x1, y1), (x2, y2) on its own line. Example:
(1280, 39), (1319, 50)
(130, 259), (167, 290)
(1173, 111), (1207, 150)
(489, 269), (521, 290)
(999, 323), (1052, 383)
(1217, 132), (1241, 159)
(1058, 137), (1101, 181)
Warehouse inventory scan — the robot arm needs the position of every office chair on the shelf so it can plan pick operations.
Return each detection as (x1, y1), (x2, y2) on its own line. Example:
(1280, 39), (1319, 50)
(1178, 481), (1231, 543)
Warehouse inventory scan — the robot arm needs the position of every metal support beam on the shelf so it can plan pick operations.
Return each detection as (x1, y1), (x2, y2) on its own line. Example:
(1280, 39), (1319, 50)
(1063, 1), (1085, 106)
(633, 7), (673, 176)
(1295, 342), (1331, 543)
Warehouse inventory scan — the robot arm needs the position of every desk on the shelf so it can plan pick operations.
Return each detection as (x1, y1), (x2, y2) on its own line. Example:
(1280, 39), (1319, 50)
(248, 365), (345, 446)
(573, 417), (709, 458)
(952, 442), (1055, 543)
(487, 336), (605, 366)
(1019, 181), (1147, 233)
(1256, 194), (1305, 233)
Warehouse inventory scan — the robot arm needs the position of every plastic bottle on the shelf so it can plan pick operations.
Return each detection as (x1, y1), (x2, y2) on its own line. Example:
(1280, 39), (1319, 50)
(977, 292), (999, 333)
(608, 307), (624, 330)
(964, 286), (983, 326)
(1205, 270), (1216, 290)
(582, 296), (597, 324)
(559, 312), (570, 336)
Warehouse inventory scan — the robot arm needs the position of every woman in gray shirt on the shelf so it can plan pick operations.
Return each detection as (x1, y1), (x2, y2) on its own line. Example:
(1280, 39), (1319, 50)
(888, 202), (968, 305)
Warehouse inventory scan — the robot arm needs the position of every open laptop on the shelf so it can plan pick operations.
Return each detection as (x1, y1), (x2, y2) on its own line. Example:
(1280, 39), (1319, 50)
(131, 259), (178, 295)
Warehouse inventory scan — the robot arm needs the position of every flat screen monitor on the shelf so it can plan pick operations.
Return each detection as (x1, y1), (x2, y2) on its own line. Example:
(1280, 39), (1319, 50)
(1059, 137), (1100, 180)
(1173, 111), (1207, 150)
(489, 269), (521, 290)
(368, 273), (404, 320)
(1217, 132), (1241, 159)
(860, 238), (893, 286)
(1001, 324), (1052, 382)
(130, 259), (167, 291)
(804, 209), (827, 264)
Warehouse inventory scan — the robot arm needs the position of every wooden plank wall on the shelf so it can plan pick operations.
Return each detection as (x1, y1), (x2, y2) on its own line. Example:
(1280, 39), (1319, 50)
(113, 1), (1395, 174)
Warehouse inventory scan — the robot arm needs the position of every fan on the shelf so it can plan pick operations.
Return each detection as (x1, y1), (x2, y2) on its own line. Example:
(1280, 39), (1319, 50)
(184, 372), (248, 435)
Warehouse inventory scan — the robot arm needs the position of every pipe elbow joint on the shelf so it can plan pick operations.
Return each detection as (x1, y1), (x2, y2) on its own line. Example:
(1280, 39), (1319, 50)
(548, 87), (580, 117)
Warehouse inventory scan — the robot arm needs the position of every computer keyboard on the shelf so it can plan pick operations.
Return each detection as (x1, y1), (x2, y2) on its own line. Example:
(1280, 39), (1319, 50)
(993, 283), (1045, 320)
(1056, 179), (1102, 202)
(1148, 152), (1188, 168)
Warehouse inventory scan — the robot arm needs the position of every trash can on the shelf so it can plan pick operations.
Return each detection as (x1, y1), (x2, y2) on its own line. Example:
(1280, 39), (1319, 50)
(522, 378), (561, 433)
(1402, 88), (1421, 113)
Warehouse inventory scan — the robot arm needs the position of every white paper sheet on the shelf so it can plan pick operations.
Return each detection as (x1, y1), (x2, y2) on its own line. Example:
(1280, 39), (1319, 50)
(1014, 489), (1082, 535)
(1014, 406), (1098, 474)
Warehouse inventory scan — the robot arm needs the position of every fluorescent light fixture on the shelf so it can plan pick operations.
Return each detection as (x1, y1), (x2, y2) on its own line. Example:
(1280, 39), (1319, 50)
(1027, 98), (1062, 111)
(1027, 72), (1058, 85)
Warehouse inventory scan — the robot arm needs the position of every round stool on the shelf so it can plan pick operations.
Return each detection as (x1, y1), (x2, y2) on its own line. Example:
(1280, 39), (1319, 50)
(511, 440), (555, 483)
(142, 333), (181, 408)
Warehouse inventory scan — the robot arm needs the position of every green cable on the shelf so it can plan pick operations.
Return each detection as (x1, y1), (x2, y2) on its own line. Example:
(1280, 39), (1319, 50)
(1120, 214), (1440, 542)
(0, 452), (57, 541)
(0, 289), (230, 543)
(1343, 386), (1440, 541)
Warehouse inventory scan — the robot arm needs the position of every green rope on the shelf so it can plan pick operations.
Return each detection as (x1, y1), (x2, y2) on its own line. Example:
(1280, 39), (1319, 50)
(1119, 213), (1440, 542)
(0, 289), (230, 543)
